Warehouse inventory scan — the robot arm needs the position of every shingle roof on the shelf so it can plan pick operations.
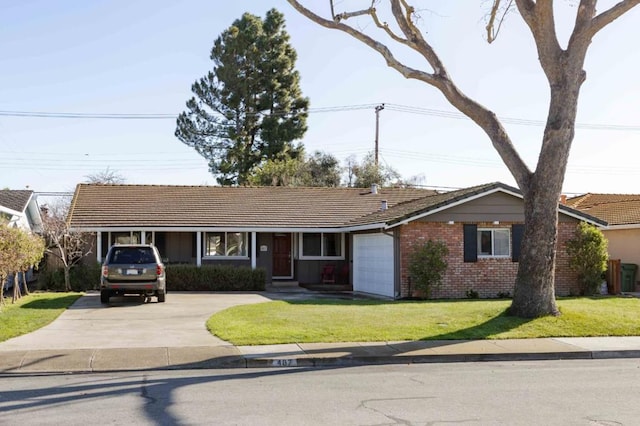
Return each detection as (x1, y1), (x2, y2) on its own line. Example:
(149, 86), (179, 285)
(0, 190), (33, 213)
(566, 193), (640, 226)
(67, 184), (438, 229)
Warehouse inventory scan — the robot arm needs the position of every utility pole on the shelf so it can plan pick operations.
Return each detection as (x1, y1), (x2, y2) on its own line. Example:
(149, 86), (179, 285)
(374, 103), (384, 166)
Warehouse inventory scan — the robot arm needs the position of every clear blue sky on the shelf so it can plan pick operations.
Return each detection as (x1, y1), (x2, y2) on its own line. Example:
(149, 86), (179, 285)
(1, 1), (639, 195)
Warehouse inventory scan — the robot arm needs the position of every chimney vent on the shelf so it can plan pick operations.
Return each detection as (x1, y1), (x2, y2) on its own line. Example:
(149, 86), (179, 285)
(560, 194), (567, 205)
(381, 200), (388, 211)
(371, 183), (378, 194)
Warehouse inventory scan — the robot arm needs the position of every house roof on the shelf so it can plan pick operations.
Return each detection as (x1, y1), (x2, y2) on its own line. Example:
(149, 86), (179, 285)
(566, 193), (640, 226)
(349, 182), (605, 227)
(67, 184), (437, 229)
(0, 189), (33, 214)
(68, 182), (604, 231)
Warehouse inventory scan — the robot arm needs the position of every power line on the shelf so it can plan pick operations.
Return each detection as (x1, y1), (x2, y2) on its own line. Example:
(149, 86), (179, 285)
(1, 103), (639, 131)
(384, 103), (640, 132)
(0, 104), (378, 120)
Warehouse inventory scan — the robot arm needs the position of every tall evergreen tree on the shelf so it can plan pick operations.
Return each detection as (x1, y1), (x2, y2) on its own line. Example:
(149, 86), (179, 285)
(176, 9), (309, 185)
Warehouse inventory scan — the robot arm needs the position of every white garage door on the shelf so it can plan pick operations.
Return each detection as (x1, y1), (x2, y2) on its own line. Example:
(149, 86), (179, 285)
(353, 233), (395, 297)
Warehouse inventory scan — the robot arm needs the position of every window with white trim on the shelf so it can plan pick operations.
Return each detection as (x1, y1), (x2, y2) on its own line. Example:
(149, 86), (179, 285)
(111, 231), (141, 245)
(477, 228), (510, 257)
(204, 232), (248, 257)
(300, 233), (344, 258)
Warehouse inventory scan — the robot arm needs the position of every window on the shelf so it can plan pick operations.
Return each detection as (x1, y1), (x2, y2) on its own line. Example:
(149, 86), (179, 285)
(300, 233), (343, 258)
(477, 229), (510, 257)
(111, 231), (141, 245)
(204, 232), (247, 257)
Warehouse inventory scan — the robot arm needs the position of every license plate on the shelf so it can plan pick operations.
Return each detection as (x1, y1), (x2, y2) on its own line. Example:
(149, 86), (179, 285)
(126, 269), (138, 275)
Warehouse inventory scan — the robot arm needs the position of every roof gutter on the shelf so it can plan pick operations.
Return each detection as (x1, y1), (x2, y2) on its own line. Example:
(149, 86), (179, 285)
(602, 224), (640, 231)
(69, 223), (390, 233)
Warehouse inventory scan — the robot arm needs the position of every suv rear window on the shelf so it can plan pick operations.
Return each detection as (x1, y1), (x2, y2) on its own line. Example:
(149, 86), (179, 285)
(108, 247), (156, 264)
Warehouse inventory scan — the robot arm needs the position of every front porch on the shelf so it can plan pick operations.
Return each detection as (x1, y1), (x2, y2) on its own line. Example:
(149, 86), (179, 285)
(93, 230), (351, 286)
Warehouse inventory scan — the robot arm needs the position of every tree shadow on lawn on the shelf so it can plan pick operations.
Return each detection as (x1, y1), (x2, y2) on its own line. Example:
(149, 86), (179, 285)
(280, 298), (535, 343)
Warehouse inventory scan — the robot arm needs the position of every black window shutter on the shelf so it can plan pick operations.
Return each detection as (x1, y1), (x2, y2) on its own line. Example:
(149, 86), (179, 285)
(463, 224), (478, 263)
(512, 224), (524, 262)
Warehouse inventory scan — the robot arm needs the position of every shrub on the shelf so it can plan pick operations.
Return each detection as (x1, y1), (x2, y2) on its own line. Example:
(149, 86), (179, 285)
(408, 240), (449, 299)
(565, 222), (609, 296)
(496, 291), (511, 299)
(466, 289), (480, 299)
(166, 265), (266, 291)
(39, 263), (101, 292)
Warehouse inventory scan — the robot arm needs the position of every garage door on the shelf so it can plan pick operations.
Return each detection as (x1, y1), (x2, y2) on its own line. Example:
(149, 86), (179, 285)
(353, 233), (395, 297)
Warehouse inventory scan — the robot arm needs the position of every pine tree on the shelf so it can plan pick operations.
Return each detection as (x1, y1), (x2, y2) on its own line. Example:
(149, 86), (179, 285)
(176, 9), (309, 185)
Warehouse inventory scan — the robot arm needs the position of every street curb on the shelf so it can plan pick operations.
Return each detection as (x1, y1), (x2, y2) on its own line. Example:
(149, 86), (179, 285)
(3, 350), (640, 375)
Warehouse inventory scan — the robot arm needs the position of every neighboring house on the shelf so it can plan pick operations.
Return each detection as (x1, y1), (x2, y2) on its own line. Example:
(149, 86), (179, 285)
(566, 193), (640, 267)
(67, 182), (603, 299)
(0, 189), (44, 287)
(0, 189), (43, 233)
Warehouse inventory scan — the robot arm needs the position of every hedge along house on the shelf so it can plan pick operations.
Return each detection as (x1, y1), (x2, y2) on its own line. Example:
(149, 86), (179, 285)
(67, 182), (604, 299)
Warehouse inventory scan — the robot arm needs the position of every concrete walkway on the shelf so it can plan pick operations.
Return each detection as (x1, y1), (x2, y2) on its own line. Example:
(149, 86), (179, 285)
(2, 292), (640, 373)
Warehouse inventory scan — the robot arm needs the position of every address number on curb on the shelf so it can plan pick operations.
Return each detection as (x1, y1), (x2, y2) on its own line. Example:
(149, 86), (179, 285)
(272, 359), (297, 367)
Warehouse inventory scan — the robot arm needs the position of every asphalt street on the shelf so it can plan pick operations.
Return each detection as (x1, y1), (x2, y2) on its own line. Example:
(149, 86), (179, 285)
(2, 359), (640, 425)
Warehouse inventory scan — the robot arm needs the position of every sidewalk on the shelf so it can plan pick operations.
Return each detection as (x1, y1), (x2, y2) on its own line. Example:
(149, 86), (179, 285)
(3, 337), (640, 374)
(3, 291), (640, 374)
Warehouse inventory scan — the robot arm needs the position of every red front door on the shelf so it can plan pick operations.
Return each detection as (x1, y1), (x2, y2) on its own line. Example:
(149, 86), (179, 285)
(273, 234), (292, 277)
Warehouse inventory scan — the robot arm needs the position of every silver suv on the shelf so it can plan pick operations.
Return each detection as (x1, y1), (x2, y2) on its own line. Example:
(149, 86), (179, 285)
(100, 244), (167, 304)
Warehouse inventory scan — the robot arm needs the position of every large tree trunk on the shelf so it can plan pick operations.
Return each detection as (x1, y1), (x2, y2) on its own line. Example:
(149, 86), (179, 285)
(510, 178), (562, 317)
(509, 70), (580, 317)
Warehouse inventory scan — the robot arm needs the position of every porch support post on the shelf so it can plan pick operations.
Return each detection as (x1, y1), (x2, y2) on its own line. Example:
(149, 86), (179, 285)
(196, 231), (202, 267)
(96, 232), (102, 263)
(141, 231), (146, 244)
(251, 232), (257, 269)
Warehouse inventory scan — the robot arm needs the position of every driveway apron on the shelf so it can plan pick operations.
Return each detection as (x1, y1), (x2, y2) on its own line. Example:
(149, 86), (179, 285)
(0, 292), (272, 351)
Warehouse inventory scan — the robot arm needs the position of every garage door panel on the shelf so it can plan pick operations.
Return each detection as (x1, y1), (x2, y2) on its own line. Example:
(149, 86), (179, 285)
(353, 234), (394, 297)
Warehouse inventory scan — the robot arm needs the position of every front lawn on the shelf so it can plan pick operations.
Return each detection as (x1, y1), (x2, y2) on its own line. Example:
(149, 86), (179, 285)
(0, 292), (82, 342)
(206, 297), (640, 345)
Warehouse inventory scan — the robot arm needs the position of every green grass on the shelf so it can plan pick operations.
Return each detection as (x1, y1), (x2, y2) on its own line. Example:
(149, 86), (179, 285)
(206, 297), (640, 345)
(0, 292), (83, 342)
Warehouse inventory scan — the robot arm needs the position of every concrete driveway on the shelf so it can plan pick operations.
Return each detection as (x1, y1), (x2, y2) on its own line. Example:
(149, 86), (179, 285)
(0, 292), (274, 351)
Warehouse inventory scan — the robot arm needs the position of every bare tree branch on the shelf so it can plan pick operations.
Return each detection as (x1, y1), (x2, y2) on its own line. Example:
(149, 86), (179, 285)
(585, 0), (640, 39)
(287, 0), (532, 187)
(486, 0), (515, 43)
(370, 7), (411, 46)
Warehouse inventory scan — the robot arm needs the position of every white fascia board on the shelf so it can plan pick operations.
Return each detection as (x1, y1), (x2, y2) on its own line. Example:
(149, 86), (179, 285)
(342, 223), (388, 232)
(69, 225), (377, 233)
(0, 205), (23, 217)
(557, 209), (605, 226)
(602, 224), (640, 231)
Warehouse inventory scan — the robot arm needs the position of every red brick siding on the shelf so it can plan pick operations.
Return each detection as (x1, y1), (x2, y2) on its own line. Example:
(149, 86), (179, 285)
(399, 221), (580, 299)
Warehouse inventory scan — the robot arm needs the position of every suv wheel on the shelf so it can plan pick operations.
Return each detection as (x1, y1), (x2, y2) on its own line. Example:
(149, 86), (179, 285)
(100, 289), (110, 304)
(157, 290), (166, 303)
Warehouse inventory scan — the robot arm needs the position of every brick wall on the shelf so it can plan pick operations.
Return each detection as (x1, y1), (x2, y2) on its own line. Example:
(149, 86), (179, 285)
(399, 221), (580, 299)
